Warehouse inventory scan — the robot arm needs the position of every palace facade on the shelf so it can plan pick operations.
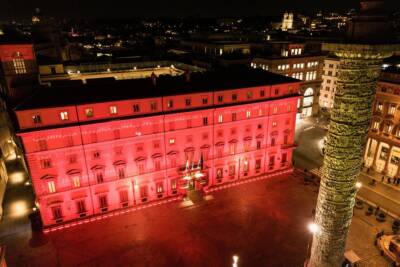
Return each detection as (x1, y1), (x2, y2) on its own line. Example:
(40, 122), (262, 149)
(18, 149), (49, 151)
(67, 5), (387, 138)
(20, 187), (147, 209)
(15, 69), (300, 227)
(364, 68), (400, 176)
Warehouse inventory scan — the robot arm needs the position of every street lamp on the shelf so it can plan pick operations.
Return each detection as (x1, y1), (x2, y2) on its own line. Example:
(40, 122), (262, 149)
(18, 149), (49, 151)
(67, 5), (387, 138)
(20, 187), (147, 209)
(305, 223), (320, 266)
(355, 182), (362, 189)
(232, 255), (239, 267)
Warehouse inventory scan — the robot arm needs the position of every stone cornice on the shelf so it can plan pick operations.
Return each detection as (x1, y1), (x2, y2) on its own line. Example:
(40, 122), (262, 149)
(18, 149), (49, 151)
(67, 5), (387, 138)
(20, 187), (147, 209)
(322, 43), (400, 59)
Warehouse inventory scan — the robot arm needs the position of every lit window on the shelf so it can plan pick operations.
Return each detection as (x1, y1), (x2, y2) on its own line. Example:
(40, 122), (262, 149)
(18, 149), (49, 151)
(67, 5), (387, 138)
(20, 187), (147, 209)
(72, 176), (80, 187)
(388, 105), (396, 115)
(167, 100), (173, 108)
(247, 91), (253, 99)
(258, 109), (263, 116)
(373, 121), (380, 130)
(60, 111), (69, 121)
(218, 114), (223, 123)
(169, 138), (175, 144)
(202, 97), (208, 105)
(85, 108), (93, 117)
(246, 110), (251, 118)
(272, 121), (277, 127)
(48, 181), (56, 193)
(32, 114), (41, 124)
(13, 57), (26, 74)
(110, 106), (117, 114)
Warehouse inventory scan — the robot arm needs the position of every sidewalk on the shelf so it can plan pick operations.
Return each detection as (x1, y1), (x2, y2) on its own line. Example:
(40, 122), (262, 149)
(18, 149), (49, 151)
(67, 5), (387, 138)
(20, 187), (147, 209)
(360, 167), (400, 192)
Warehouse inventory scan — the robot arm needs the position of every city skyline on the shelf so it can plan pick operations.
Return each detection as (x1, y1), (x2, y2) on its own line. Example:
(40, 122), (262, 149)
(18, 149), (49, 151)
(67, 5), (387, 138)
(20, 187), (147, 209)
(2, 0), (400, 19)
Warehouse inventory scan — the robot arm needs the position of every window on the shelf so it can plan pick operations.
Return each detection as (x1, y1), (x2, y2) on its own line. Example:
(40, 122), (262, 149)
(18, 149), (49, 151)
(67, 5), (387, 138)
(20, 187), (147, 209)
(202, 133), (209, 140)
(41, 158), (52, 169)
(246, 110), (251, 118)
(32, 114), (41, 124)
(269, 156), (275, 167)
(255, 159), (261, 172)
(216, 168), (223, 180)
(156, 182), (164, 195)
(60, 111), (69, 121)
(373, 121), (380, 130)
(284, 135), (289, 145)
(140, 186), (148, 201)
(232, 94), (238, 101)
(99, 195), (108, 211)
(389, 105), (396, 115)
(72, 175), (80, 187)
(117, 166), (125, 179)
(171, 179), (178, 193)
(68, 154), (77, 164)
(38, 139), (47, 151)
(133, 104), (140, 112)
(85, 108), (94, 117)
(281, 153), (287, 163)
(202, 97), (208, 105)
(257, 141), (262, 149)
(273, 106), (278, 114)
(150, 102), (157, 111)
(229, 143), (236, 155)
(51, 206), (62, 221)
(247, 91), (253, 99)
(274, 88), (279, 95)
(154, 159), (161, 171)
(218, 95), (223, 102)
(260, 90), (265, 97)
(96, 171), (104, 183)
(13, 58), (26, 74)
(232, 113), (237, 121)
(258, 109), (263, 116)
(218, 114), (223, 123)
(109, 106), (117, 114)
(271, 137), (276, 146)
(185, 98), (191, 106)
(287, 104), (291, 112)
(167, 100), (173, 108)
(169, 138), (175, 144)
(229, 165), (235, 176)
(243, 160), (249, 173)
(119, 190), (129, 206)
(257, 124), (262, 129)
(93, 151), (101, 159)
(186, 119), (192, 128)
(272, 121), (277, 127)
(203, 117), (208, 126)
(76, 200), (86, 215)
(66, 136), (74, 147)
(48, 181), (56, 193)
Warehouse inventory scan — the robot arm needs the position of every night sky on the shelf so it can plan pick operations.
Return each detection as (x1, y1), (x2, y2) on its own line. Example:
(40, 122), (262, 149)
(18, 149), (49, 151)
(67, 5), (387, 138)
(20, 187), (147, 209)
(2, 0), (400, 19)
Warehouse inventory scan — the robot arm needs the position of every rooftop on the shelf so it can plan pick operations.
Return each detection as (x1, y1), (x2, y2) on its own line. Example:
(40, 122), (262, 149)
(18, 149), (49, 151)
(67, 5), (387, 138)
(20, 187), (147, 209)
(15, 68), (298, 111)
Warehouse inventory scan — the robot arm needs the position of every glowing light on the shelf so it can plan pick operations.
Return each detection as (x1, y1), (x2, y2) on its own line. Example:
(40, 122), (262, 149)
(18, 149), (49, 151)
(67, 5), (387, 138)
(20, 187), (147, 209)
(9, 171), (26, 185)
(232, 255), (239, 267)
(33, 207), (37, 211)
(183, 175), (192, 180)
(194, 172), (204, 178)
(308, 223), (320, 235)
(355, 182), (362, 189)
(25, 181), (30, 186)
(10, 201), (29, 218)
(107, 68), (111, 72)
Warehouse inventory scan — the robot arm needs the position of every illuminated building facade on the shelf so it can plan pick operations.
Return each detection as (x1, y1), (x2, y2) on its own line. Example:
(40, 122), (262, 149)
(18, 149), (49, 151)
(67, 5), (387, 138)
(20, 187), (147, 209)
(251, 43), (323, 118)
(319, 57), (340, 110)
(15, 69), (300, 227)
(364, 68), (400, 176)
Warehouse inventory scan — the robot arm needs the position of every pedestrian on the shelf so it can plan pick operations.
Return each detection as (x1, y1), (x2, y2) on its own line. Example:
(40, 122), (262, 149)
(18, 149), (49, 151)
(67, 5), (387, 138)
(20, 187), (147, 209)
(388, 177), (391, 184)
(367, 168), (370, 174)
(381, 175), (385, 182)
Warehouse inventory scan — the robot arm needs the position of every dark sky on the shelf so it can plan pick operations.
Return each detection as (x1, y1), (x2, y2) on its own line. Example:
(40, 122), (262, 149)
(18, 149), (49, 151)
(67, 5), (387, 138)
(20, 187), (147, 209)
(2, 0), (400, 19)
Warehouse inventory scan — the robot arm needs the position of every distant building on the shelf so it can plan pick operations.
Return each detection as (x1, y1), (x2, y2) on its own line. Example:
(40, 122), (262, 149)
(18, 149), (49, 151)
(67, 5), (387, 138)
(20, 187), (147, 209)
(281, 12), (294, 31)
(14, 69), (300, 228)
(364, 68), (400, 177)
(251, 42), (324, 118)
(319, 57), (340, 110)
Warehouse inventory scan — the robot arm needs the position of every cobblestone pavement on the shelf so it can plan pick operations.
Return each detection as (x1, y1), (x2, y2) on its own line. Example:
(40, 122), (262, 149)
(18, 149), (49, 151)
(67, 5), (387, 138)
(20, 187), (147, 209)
(0, 171), (393, 267)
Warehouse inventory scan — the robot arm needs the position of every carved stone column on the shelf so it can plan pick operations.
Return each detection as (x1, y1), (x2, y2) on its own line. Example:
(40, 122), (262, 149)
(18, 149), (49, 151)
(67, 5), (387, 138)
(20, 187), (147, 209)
(371, 140), (381, 170)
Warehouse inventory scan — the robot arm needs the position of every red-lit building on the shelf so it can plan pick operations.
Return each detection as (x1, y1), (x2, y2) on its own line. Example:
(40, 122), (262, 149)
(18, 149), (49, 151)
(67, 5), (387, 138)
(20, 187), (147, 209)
(15, 69), (300, 228)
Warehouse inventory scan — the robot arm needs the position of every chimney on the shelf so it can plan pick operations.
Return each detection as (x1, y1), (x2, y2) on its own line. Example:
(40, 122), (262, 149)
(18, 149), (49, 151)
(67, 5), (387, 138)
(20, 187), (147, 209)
(151, 72), (157, 86)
